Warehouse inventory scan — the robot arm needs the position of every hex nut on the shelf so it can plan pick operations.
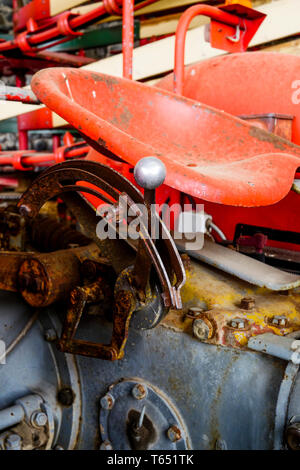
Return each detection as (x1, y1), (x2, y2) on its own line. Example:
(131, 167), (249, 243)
(229, 318), (246, 330)
(100, 394), (114, 410)
(5, 434), (22, 450)
(193, 317), (214, 341)
(271, 315), (287, 327)
(132, 383), (147, 400)
(167, 425), (182, 443)
(44, 328), (57, 342)
(31, 411), (48, 427)
(240, 297), (255, 310)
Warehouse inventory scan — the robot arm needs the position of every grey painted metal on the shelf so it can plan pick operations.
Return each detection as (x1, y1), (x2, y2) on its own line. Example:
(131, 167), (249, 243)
(0, 404), (24, 431)
(176, 238), (300, 291)
(74, 313), (287, 449)
(0, 290), (296, 450)
(0, 291), (81, 450)
(285, 365), (300, 448)
(5, 433), (22, 450)
(273, 361), (299, 449)
(248, 333), (300, 363)
(99, 378), (189, 450)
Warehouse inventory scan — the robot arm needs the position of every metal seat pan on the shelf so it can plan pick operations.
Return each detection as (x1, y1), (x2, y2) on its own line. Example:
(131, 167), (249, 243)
(31, 67), (300, 207)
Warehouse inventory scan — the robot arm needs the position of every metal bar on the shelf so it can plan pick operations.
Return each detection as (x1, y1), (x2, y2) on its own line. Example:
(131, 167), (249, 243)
(0, 86), (40, 105)
(173, 4), (240, 95)
(0, 404), (25, 432)
(123, 0), (134, 79)
(248, 333), (300, 363)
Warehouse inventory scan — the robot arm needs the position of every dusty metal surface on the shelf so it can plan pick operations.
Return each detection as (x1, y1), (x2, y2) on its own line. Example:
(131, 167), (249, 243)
(176, 238), (300, 291)
(18, 243), (101, 307)
(162, 255), (300, 350)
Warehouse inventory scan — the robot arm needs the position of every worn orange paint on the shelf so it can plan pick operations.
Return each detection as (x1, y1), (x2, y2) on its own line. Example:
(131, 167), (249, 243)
(31, 66), (300, 207)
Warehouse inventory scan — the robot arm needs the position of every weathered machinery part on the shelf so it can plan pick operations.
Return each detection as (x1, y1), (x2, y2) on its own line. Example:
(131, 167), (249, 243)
(0, 285), (299, 449)
(99, 378), (190, 450)
(30, 215), (91, 252)
(60, 191), (134, 274)
(176, 237), (300, 291)
(18, 242), (105, 307)
(130, 282), (166, 330)
(0, 252), (33, 292)
(165, 256), (300, 351)
(0, 309), (40, 364)
(17, 159), (185, 360)
(70, 306), (287, 450)
(0, 394), (54, 450)
(58, 267), (136, 361)
(17, 160), (185, 310)
(0, 207), (26, 251)
(0, 292), (81, 450)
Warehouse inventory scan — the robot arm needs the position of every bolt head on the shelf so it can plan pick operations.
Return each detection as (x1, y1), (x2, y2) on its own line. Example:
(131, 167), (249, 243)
(100, 394), (114, 410)
(193, 318), (213, 341)
(100, 440), (113, 450)
(271, 315), (287, 327)
(5, 434), (22, 450)
(134, 157), (166, 190)
(44, 328), (57, 342)
(167, 425), (182, 443)
(132, 383), (147, 400)
(229, 318), (246, 329)
(240, 297), (255, 310)
(32, 411), (48, 427)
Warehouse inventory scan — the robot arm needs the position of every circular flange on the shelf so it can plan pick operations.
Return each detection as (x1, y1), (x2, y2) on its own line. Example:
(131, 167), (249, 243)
(99, 378), (190, 450)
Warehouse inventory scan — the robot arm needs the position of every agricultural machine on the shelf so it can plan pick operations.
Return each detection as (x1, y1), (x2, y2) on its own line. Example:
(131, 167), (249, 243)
(0, 0), (300, 451)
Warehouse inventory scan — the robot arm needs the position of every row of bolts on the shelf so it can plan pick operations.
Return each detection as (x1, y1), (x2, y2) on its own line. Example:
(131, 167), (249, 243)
(99, 383), (182, 450)
(190, 297), (289, 342)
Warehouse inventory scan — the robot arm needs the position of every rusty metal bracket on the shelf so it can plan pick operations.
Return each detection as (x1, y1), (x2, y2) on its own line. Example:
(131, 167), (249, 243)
(58, 268), (136, 361)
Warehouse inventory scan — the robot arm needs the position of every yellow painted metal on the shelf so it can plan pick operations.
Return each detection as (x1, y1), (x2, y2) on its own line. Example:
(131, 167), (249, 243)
(162, 255), (300, 350)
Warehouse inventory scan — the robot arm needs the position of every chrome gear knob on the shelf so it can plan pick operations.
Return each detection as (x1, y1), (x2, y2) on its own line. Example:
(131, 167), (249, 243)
(134, 157), (166, 190)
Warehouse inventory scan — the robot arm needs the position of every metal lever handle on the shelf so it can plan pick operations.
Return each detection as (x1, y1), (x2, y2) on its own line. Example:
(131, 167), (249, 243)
(132, 157), (166, 295)
(134, 156), (166, 205)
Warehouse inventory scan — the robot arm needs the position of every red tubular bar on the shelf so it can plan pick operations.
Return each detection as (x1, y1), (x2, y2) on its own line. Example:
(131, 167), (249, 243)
(123, 0), (134, 79)
(173, 5), (241, 95)
(0, 143), (90, 170)
(0, 86), (40, 104)
(1, 0), (160, 54)
(16, 75), (29, 151)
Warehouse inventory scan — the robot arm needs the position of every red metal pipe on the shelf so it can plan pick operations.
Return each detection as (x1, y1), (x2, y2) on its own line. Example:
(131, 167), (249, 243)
(0, 143), (90, 170)
(0, 0), (160, 54)
(173, 4), (241, 95)
(0, 86), (40, 104)
(16, 75), (29, 151)
(122, 0), (134, 79)
(52, 135), (61, 151)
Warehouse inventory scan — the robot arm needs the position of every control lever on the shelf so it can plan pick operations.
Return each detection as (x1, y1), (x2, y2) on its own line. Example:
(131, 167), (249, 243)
(132, 157), (167, 295)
